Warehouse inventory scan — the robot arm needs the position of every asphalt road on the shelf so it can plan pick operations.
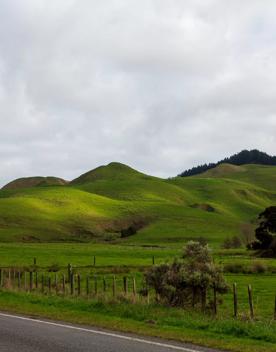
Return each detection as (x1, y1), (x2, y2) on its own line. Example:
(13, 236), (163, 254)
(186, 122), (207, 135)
(0, 312), (222, 352)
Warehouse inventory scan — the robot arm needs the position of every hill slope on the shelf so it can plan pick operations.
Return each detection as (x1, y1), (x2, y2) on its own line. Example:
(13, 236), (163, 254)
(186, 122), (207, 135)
(3, 176), (68, 190)
(0, 161), (275, 246)
(200, 163), (276, 192)
(179, 149), (276, 177)
(71, 162), (147, 184)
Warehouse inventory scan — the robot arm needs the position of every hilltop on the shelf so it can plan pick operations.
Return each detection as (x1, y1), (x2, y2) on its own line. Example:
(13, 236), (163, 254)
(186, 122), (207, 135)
(71, 162), (148, 184)
(2, 176), (68, 190)
(0, 159), (275, 246)
(179, 149), (276, 177)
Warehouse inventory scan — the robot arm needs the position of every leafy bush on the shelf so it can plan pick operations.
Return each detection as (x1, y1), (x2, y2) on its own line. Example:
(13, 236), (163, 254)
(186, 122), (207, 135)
(224, 262), (267, 274)
(48, 263), (60, 272)
(223, 263), (245, 273)
(222, 236), (242, 249)
(251, 261), (267, 274)
(145, 241), (228, 309)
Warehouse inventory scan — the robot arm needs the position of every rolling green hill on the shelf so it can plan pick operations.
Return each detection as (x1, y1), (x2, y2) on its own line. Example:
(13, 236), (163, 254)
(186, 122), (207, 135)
(0, 162), (275, 246)
(3, 176), (68, 190)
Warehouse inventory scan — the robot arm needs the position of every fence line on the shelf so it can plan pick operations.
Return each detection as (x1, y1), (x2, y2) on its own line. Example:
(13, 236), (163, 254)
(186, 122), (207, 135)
(0, 266), (275, 320)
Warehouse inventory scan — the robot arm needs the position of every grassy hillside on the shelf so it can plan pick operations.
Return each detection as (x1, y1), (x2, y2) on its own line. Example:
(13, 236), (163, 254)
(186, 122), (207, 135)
(200, 163), (276, 191)
(3, 176), (68, 190)
(0, 162), (275, 246)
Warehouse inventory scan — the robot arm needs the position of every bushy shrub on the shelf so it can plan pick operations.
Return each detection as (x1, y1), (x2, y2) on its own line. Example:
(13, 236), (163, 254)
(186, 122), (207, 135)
(48, 263), (60, 272)
(251, 261), (267, 273)
(145, 241), (228, 309)
(224, 261), (267, 274)
(223, 263), (245, 273)
(222, 236), (242, 249)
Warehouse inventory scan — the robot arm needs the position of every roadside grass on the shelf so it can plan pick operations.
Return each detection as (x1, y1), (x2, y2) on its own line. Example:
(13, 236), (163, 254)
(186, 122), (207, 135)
(0, 290), (275, 352)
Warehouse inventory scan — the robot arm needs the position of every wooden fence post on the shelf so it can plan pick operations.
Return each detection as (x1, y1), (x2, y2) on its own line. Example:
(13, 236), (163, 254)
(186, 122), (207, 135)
(86, 275), (89, 296)
(55, 273), (58, 294)
(123, 276), (128, 296)
(0, 269), (2, 288)
(233, 283), (238, 318)
(67, 264), (72, 283)
(18, 271), (21, 290)
(24, 272), (27, 291)
(248, 285), (254, 319)
(77, 274), (81, 296)
(132, 277), (136, 302)
(33, 258), (37, 266)
(213, 287), (217, 315)
(93, 256), (96, 267)
(94, 276), (98, 296)
(35, 272), (38, 290)
(112, 276), (116, 298)
(103, 277), (106, 293)
(62, 274), (65, 295)
(152, 256), (155, 265)
(29, 271), (33, 291)
(70, 273), (74, 295)
(274, 294), (276, 320)
(41, 274), (44, 293)
(48, 277), (51, 294)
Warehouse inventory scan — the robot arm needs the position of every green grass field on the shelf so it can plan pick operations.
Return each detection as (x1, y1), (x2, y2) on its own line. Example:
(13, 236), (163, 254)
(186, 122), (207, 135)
(0, 162), (276, 351)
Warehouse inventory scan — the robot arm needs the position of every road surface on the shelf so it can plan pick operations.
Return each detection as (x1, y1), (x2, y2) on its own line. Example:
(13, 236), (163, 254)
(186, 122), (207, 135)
(0, 312), (222, 352)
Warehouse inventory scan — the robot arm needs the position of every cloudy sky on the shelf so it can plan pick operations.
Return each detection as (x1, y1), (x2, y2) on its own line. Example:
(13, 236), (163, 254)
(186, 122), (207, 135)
(1, 0), (276, 185)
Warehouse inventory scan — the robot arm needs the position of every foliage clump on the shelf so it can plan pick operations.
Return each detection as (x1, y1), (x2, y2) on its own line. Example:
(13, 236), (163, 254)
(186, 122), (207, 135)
(248, 206), (276, 256)
(145, 241), (228, 309)
(222, 235), (242, 249)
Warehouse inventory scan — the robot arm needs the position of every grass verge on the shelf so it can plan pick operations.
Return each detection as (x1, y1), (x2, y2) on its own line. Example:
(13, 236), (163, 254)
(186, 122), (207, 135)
(0, 291), (275, 352)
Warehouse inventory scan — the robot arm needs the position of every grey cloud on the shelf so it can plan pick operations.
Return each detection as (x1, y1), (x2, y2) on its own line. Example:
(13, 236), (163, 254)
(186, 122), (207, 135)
(0, 0), (276, 185)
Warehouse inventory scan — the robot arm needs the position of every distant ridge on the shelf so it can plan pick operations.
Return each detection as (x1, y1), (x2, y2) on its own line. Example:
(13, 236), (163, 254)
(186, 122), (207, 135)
(179, 149), (276, 177)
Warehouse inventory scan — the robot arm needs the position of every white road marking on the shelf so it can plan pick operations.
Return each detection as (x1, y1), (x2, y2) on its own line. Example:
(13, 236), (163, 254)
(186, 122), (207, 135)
(0, 312), (204, 352)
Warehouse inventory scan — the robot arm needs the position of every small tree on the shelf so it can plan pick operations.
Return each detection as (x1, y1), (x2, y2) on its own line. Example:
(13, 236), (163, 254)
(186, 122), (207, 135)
(249, 206), (276, 256)
(145, 241), (228, 309)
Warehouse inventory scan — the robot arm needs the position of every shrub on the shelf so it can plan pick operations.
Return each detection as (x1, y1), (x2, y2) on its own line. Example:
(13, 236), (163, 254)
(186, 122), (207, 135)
(222, 236), (242, 249)
(145, 241), (228, 309)
(251, 261), (267, 273)
(48, 263), (60, 272)
(224, 262), (267, 274)
(223, 263), (245, 273)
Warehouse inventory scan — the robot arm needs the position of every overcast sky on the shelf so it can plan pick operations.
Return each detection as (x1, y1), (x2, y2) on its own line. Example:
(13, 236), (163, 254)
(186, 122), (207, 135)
(1, 0), (276, 185)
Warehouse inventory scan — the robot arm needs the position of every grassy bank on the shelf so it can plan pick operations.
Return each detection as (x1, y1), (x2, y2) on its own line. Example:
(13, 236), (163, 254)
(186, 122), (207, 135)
(0, 291), (276, 352)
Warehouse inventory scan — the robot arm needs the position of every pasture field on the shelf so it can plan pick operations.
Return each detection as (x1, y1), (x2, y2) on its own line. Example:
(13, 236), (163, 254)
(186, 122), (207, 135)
(1, 242), (276, 270)
(0, 242), (276, 321)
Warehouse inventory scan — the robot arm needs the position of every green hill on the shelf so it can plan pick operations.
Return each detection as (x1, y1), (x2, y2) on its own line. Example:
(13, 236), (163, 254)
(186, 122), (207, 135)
(179, 149), (276, 177)
(200, 163), (276, 191)
(3, 176), (68, 190)
(71, 162), (147, 184)
(0, 162), (275, 246)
